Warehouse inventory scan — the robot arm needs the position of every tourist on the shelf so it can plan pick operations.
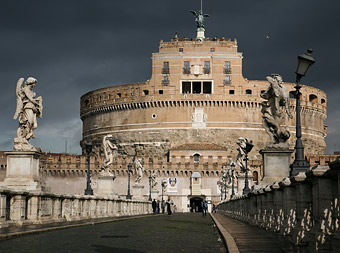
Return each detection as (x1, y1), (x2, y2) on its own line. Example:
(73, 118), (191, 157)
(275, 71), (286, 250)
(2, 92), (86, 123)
(166, 198), (172, 216)
(152, 199), (157, 214)
(157, 200), (160, 214)
(201, 200), (207, 217)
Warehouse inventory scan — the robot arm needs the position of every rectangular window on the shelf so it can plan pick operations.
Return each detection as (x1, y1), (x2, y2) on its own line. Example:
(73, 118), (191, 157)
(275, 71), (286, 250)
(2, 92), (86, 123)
(210, 48), (215, 52)
(224, 75), (231, 85)
(203, 81), (212, 94)
(179, 48), (183, 52)
(193, 81), (201, 94)
(143, 90), (149, 96)
(224, 61), (231, 74)
(183, 61), (190, 74)
(162, 61), (170, 74)
(203, 61), (210, 74)
(159, 90), (163, 94)
(182, 82), (191, 94)
(229, 90), (235, 95)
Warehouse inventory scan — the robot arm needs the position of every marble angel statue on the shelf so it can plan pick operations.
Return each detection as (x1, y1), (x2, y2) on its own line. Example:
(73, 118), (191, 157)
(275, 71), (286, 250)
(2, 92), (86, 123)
(13, 77), (43, 151)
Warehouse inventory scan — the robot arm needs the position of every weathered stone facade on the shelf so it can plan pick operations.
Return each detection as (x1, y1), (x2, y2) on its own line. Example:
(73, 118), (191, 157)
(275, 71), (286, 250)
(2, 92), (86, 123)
(80, 37), (327, 160)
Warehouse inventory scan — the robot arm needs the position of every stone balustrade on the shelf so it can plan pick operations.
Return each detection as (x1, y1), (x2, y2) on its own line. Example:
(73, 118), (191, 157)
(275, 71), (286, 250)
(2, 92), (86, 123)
(216, 157), (340, 252)
(0, 188), (152, 228)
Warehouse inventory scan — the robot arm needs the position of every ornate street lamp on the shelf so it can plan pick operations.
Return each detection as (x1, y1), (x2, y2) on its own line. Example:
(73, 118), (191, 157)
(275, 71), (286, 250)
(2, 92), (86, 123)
(84, 142), (93, 195)
(290, 49), (315, 176)
(243, 140), (254, 195)
(148, 175), (152, 201)
(230, 162), (236, 199)
(126, 163), (132, 199)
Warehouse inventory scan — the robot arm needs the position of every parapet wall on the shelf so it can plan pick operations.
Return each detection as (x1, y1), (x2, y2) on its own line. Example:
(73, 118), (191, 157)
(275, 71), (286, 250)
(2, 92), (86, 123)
(216, 158), (340, 252)
(0, 187), (151, 228)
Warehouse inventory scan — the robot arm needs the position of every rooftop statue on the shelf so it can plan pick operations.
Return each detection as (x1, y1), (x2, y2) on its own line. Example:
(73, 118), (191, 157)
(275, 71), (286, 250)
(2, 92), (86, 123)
(101, 134), (117, 176)
(260, 74), (293, 147)
(13, 77), (43, 151)
(151, 170), (158, 190)
(190, 9), (209, 29)
(133, 157), (145, 185)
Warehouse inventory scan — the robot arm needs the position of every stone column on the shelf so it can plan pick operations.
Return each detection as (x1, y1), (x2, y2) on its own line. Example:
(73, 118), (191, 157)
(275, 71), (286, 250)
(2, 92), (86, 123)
(0, 151), (44, 192)
(260, 148), (293, 185)
(132, 185), (145, 200)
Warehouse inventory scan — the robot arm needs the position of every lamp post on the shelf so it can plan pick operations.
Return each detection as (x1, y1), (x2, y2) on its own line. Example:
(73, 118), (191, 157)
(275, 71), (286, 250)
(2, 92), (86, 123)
(161, 180), (165, 203)
(84, 142), (93, 195)
(243, 140), (254, 195)
(230, 162), (236, 199)
(126, 163), (132, 199)
(223, 177), (227, 200)
(290, 49), (315, 176)
(148, 175), (152, 201)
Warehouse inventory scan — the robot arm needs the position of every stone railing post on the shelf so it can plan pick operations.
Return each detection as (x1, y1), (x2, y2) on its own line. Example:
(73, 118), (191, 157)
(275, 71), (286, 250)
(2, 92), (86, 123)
(10, 193), (26, 224)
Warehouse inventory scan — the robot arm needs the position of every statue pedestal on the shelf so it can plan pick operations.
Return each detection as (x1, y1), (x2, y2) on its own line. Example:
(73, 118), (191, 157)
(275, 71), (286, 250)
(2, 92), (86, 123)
(260, 148), (294, 185)
(132, 185), (145, 200)
(196, 27), (205, 40)
(0, 151), (44, 192)
(96, 172), (117, 197)
(151, 190), (159, 200)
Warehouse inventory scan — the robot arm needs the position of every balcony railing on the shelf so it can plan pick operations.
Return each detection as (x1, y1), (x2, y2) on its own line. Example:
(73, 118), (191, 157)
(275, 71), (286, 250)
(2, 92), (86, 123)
(162, 68), (170, 74)
(223, 80), (231, 85)
(224, 68), (231, 74)
(161, 80), (169, 86)
(203, 68), (211, 74)
(183, 68), (191, 74)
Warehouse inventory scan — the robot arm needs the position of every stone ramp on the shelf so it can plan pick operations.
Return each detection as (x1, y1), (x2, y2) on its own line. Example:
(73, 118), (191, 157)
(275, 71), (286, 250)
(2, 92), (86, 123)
(211, 213), (300, 253)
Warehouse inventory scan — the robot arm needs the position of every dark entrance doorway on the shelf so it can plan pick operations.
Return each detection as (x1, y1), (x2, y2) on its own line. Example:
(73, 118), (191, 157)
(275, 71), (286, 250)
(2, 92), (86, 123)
(190, 197), (203, 212)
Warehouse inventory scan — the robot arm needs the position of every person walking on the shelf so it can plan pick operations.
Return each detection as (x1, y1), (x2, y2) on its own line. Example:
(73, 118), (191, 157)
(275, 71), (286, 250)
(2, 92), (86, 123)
(156, 200), (160, 214)
(166, 198), (172, 216)
(201, 200), (207, 217)
(152, 199), (157, 214)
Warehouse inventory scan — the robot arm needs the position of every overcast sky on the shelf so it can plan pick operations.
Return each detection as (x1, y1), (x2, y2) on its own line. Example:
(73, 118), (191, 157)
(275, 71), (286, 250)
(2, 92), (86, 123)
(0, 0), (339, 155)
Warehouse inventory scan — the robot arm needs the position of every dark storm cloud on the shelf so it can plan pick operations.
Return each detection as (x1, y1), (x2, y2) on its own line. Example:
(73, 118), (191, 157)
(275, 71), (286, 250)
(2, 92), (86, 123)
(0, 0), (339, 154)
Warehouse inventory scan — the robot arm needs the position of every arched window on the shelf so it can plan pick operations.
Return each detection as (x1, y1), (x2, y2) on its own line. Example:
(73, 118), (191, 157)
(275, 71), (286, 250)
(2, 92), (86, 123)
(193, 153), (200, 162)
(289, 91), (296, 99)
(321, 98), (326, 105)
(309, 94), (318, 103)
(245, 89), (252, 95)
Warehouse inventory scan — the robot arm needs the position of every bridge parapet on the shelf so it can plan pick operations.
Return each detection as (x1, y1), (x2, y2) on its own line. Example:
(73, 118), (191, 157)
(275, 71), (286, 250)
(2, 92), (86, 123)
(0, 189), (151, 228)
(216, 157), (340, 252)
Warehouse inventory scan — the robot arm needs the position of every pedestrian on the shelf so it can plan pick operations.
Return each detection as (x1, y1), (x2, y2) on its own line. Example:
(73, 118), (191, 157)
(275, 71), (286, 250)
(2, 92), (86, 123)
(192, 203), (196, 213)
(152, 199), (157, 214)
(201, 200), (207, 217)
(166, 198), (172, 216)
(173, 205), (177, 213)
(161, 200), (165, 214)
(212, 204), (216, 213)
(157, 200), (160, 214)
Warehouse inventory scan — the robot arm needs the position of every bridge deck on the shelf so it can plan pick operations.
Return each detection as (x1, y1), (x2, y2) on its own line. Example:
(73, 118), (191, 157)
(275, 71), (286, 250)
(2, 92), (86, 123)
(0, 213), (226, 252)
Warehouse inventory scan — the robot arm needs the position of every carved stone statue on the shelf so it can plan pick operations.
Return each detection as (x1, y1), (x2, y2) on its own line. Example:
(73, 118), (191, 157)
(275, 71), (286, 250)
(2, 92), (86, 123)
(190, 9), (209, 29)
(101, 135), (117, 176)
(161, 178), (167, 193)
(236, 137), (248, 173)
(221, 166), (229, 182)
(151, 170), (158, 190)
(260, 74), (292, 146)
(13, 77), (43, 151)
(133, 158), (145, 185)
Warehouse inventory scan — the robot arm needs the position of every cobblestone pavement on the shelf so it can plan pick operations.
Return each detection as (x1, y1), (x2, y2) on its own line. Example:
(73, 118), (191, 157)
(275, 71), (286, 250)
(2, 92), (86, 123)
(213, 213), (302, 253)
(0, 213), (226, 253)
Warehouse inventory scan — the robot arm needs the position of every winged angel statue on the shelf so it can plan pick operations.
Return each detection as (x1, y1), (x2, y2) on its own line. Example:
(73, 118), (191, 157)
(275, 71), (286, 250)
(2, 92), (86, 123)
(13, 77), (43, 151)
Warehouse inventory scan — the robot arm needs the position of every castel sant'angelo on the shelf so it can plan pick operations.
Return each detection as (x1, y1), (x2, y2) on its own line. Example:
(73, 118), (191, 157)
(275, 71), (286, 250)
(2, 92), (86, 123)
(80, 14), (327, 159)
(0, 7), (328, 212)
